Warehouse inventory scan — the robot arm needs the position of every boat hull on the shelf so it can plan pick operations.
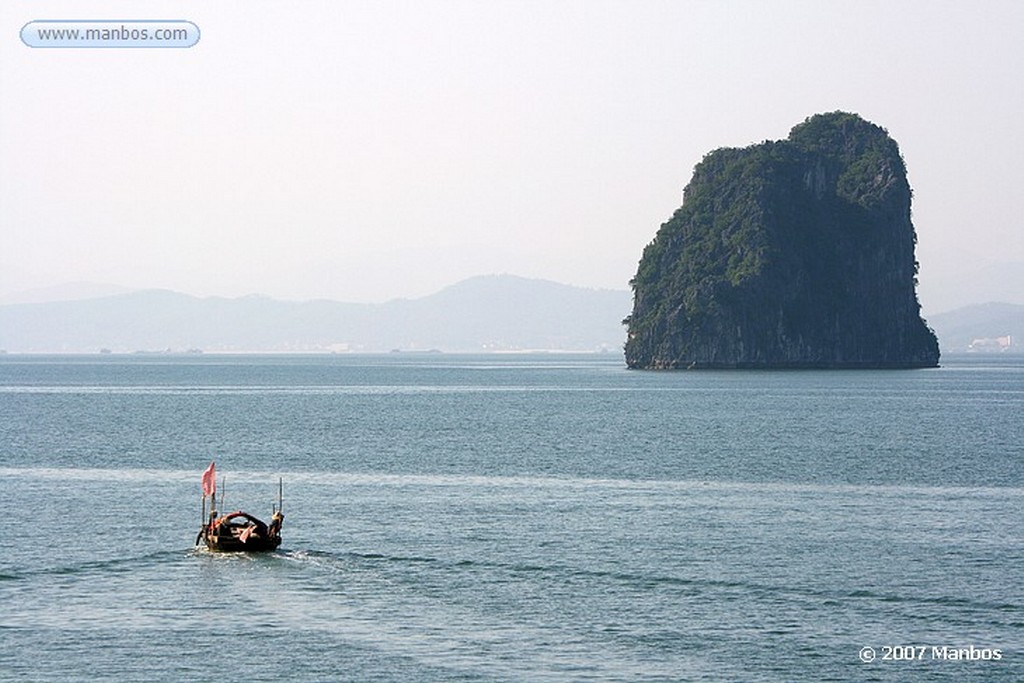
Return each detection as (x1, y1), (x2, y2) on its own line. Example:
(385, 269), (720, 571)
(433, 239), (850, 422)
(198, 510), (283, 553)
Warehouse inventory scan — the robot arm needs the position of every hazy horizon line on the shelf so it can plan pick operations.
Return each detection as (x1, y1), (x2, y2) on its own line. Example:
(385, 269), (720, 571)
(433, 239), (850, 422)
(0, 272), (632, 306)
(2, 271), (1022, 318)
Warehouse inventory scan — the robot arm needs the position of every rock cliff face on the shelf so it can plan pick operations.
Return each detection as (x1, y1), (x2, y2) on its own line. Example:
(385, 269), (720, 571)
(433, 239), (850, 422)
(625, 112), (940, 369)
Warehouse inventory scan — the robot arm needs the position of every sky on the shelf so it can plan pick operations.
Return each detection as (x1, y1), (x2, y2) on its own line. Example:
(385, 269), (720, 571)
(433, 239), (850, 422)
(1, 0), (1022, 314)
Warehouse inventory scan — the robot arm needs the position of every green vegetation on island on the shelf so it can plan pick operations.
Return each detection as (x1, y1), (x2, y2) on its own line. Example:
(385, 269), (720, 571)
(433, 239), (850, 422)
(625, 112), (940, 368)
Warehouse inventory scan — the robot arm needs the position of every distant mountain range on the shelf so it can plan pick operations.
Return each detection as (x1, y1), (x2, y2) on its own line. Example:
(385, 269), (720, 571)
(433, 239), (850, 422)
(0, 274), (1018, 355)
(927, 303), (1023, 354)
(0, 275), (632, 353)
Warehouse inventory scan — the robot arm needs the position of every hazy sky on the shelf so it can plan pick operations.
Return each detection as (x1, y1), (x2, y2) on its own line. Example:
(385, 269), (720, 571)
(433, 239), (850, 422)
(2, 1), (1022, 313)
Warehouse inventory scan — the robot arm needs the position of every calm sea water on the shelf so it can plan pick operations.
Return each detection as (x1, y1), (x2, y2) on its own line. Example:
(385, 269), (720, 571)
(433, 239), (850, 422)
(0, 353), (1021, 681)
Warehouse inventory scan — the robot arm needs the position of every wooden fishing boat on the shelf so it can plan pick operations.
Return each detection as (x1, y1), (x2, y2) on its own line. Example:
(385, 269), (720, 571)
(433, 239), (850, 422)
(195, 462), (284, 552)
(199, 509), (284, 552)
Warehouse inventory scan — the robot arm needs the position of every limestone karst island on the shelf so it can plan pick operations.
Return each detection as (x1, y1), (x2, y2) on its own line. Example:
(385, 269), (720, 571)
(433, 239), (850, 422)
(624, 112), (940, 369)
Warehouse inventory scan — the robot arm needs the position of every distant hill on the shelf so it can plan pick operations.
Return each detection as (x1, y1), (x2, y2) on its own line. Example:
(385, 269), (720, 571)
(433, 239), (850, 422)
(0, 275), (632, 353)
(927, 303), (1024, 353)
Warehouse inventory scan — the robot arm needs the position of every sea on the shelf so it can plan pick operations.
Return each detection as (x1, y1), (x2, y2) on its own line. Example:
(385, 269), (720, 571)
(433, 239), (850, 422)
(0, 353), (1021, 682)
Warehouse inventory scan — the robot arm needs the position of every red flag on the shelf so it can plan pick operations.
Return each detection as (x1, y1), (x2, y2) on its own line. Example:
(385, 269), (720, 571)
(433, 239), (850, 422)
(201, 461), (216, 497)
